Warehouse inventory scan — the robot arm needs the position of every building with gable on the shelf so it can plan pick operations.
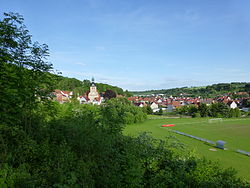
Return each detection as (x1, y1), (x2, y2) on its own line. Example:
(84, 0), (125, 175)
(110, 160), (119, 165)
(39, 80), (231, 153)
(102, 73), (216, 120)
(77, 78), (103, 105)
(228, 101), (238, 109)
(54, 89), (73, 103)
(88, 79), (100, 103)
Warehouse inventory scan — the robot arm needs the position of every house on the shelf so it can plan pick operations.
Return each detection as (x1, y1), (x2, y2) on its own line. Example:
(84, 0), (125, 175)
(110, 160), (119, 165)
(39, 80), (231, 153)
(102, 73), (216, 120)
(157, 99), (163, 103)
(77, 96), (87, 104)
(128, 96), (138, 102)
(171, 101), (182, 108)
(228, 101), (237, 109)
(134, 102), (146, 108)
(200, 98), (214, 106)
(150, 102), (159, 111)
(54, 89), (73, 103)
(166, 104), (175, 112)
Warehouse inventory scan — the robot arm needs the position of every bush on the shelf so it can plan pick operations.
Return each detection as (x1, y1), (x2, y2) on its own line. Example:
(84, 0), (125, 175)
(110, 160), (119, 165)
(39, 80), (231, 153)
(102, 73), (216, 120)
(143, 106), (153, 114)
(193, 112), (201, 118)
(102, 98), (147, 129)
(1, 103), (250, 187)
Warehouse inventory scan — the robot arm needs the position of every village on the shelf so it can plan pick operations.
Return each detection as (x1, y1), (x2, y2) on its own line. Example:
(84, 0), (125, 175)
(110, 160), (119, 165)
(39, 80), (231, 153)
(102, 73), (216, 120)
(127, 93), (250, 113)
(52, 80), (250, 113)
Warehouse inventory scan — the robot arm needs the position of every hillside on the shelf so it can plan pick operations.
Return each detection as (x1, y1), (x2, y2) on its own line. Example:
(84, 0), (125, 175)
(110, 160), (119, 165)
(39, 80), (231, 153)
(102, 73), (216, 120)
(51, 74), (132, 97)
(132, 82), (250, 98)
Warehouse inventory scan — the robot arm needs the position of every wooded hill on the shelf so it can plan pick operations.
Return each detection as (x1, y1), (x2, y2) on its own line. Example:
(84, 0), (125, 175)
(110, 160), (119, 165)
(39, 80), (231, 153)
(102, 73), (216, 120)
(132, 82), (250, 98)
(52, 74), (132, 97)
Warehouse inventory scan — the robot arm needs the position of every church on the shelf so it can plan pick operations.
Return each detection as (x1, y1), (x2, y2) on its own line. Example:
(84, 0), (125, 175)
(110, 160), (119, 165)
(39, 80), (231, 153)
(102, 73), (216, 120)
(77, 78), (103, 105)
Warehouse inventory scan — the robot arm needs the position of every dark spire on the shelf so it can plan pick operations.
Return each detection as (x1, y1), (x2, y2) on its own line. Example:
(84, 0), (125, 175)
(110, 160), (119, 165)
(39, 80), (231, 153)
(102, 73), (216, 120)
(91, 77), (95, 86)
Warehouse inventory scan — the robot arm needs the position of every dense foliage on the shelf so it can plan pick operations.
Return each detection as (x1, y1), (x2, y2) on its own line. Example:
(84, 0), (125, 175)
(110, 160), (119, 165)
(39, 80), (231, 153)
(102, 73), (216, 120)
(177, 103), (241, 118)
(0, 12), (53, 127)
(1, 102), (249, 187)
(133, 82), (250, 98)
(53, 76), (132, 97)
(1, 12), (250, 187)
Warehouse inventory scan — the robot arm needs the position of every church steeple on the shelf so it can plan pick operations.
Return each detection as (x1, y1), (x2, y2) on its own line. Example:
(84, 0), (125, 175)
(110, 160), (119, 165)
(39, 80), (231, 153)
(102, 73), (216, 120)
(91, 77), (95, 86)
(88, 77), (99, 103)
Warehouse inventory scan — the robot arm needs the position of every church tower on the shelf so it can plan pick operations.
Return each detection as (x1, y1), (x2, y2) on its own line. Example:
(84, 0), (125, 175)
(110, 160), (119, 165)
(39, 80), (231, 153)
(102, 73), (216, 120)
(88, 77), (99, 102)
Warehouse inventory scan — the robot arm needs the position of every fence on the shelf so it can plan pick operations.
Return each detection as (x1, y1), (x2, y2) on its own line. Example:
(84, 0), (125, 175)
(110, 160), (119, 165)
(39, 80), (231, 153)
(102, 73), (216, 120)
(236, 149), (250, 156)
(172, 130), (215, 145)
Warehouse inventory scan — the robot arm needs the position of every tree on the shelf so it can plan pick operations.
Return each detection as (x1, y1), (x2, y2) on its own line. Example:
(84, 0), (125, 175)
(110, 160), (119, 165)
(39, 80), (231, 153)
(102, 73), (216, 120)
(56, 77), (82, 90)
(104, 89), (117, 100)
(245, 84), (250, 93)
(0, 12), (53, 127)
(198, 103), (209, 117)
(246, 100), (250, 107)
(144, 105), (153, 114)
(82, 79), (91, 86)
(188, 105), (198, 117)
(209, 102), (230, 118)
(229, 108), (241, 118)
(241, 99), (250, 108)
(101, 98), (146, 132)
(124, 90), (133, 97)
(158, 108), (163, 115)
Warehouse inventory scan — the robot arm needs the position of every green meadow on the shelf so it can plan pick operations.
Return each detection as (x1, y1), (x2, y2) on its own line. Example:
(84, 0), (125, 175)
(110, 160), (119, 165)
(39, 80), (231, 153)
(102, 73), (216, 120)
(124, 117), (250, 180)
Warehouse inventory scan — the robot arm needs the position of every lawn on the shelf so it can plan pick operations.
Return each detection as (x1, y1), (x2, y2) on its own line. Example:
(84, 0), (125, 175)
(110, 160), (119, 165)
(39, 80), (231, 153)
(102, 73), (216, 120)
(123, 117), (250, 180)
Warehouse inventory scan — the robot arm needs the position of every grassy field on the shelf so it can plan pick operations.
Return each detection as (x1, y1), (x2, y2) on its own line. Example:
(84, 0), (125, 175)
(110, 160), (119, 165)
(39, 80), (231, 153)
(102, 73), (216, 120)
(123, 117), (250, 180)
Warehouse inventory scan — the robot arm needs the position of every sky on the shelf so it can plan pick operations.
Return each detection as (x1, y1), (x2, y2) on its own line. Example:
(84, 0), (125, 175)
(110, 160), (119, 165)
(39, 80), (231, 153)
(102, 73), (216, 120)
(1, 0), (250, 91)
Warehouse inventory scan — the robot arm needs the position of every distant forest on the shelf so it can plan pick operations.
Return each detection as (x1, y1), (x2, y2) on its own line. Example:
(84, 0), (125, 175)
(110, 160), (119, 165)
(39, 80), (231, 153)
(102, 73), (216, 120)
(132, 82), (250, 98)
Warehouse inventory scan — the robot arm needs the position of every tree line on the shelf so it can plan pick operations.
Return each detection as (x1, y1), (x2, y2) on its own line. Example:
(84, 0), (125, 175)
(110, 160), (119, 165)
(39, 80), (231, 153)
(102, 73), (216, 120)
(133, 82), (250, 98)
(177, 103), (242, 118)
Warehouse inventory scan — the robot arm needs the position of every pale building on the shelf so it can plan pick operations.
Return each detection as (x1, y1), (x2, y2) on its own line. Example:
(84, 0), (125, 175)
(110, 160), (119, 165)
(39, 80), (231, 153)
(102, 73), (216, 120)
(87, 78), (101, 104)
(150, 102), (159, 111)
(228, 101), (237, 109)
(77, 96), (87, 104)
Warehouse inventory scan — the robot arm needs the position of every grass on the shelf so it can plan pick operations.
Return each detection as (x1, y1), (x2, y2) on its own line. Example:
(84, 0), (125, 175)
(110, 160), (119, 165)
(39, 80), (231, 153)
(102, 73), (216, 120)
(123, 117), (250, 180)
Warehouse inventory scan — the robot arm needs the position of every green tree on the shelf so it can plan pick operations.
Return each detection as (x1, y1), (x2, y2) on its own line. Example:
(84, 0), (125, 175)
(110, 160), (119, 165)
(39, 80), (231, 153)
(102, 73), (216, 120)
(56, 77), (82, 90)
(176, 105), (189, 115)
(82, 79), (91, 86)
(246, 100), (250, 107)
(101, 98), (146, 132)
(144, 105), (153, 114)
(229, 108), (241, 118)
(124, 90), (133, 97)
(198, 103), (209, 117)
(244, 84), (250, 93)
(0, 12), (53, 127)
(188, 105), (198, 117)
(209, 102), (230, 118)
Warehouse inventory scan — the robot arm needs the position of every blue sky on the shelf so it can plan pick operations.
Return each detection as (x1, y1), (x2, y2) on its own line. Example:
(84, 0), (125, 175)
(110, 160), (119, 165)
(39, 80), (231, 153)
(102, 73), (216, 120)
(1, 0), (250, 91)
